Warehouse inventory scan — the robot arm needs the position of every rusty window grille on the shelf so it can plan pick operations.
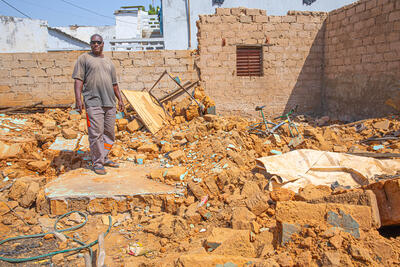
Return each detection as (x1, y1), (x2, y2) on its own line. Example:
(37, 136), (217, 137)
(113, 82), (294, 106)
(236, 46), (263, 77)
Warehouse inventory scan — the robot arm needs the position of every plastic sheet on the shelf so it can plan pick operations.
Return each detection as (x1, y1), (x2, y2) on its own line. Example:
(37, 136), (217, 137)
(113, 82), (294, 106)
(256, 149), (400, 192)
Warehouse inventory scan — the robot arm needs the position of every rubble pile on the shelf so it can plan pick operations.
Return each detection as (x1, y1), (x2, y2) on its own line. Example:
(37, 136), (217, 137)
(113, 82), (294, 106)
(1, 97), (400, 266)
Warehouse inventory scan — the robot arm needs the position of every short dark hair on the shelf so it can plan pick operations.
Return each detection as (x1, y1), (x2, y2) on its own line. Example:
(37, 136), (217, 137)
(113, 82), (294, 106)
(90, 34), (103, 42)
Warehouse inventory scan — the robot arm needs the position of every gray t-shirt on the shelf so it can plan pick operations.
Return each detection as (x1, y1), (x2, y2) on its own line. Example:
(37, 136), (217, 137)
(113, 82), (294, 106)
(72, 52), (118, 108)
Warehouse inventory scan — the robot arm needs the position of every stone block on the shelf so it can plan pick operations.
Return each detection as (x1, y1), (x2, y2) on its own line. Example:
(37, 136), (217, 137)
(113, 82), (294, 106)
(0, 141), (23, 160)
(206, 228), (247, 251)
(168, 150), (186, 162)
(27, 160), (51, 173)
(231, 206), (256, 230)
(188, 181), (207, 200)
(308, 189), (381, 228)
(215, 8), (231, 16)
(253, 15), (268, 23)
(279, 222), (301, 245)
(116, 118), (128, 131)
(239, 15), (252, 23)
(61, 128), (77, 139)
(275, 201), (373, 231)
(163, 166), (187, 181)
(270, 188), (295, 202)
(20, 181), (40, 208)
(245, 192), (270, 215)
(184, 203), (202, 224)
(212, 231), (256, 258)
(204, 177), (219, 197)
(50, 200), (68, 215)
(365, 178), (400, 226)
(137, 143), (159, 153)
(176, 254), (261, 267)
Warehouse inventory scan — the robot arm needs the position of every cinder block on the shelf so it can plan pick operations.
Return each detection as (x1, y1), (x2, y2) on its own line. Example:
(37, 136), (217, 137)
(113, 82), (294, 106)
(216, 8), (231, 16)
(389, 10), (400, 22)
(239, 15), (252, 23)
(11, 68), (28, 77)
(282, 15), (296, 23)
(245, 8), (260, 16)
(355, 2), (366, 13)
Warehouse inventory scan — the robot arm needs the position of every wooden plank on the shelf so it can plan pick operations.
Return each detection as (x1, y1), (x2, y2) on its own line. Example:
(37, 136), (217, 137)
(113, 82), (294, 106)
(121, 90), (167, 134)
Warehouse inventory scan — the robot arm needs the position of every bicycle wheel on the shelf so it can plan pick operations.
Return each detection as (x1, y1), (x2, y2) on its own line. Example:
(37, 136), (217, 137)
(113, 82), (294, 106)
(248, 122), (276, 137)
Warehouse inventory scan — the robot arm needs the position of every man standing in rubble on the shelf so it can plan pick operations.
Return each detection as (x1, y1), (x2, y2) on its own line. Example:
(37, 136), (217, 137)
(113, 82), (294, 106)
(72, 34), (124, 175)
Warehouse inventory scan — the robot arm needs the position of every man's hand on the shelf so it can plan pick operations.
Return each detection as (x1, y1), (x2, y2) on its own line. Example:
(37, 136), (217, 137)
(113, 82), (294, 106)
(74, 79), (84, 114)
(75, 99), (84, 114)
(118, 100), (124, 112)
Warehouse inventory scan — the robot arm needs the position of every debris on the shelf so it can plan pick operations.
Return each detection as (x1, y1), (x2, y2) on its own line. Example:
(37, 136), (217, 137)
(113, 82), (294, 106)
(48, 136), (79, 151)
(126, 118), (143, 133)
(0, 140), (23, 160)
(61, 128), (78, 139)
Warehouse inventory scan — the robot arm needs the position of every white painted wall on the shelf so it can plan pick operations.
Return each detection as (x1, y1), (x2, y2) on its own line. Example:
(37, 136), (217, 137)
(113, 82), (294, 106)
(47, 29), (90, 51)
(54, 25), (115, 44)
(115, 10), (140, 39)
(0, 16), (48, 53)
(162, 0), (358, 50)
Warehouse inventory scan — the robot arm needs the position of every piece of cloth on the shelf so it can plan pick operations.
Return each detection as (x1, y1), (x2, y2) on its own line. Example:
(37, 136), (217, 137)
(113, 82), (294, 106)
(72, 52), (118, 108)
(86, 106), (116, 168)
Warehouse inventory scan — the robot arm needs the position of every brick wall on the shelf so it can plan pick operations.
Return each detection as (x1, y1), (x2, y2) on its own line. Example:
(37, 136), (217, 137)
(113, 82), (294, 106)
(0, 50), (197, 107)
(324, 0), (400, 120)
(196, 8), (327, 117)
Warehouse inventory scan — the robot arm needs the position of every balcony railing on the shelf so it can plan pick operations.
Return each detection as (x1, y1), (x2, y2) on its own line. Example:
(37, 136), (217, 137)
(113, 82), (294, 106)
(109, 38), (164, 51)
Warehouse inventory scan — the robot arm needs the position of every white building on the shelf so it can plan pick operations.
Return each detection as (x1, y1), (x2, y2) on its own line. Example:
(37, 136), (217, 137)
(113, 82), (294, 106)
(161, 0), (359, 50)
(0, 16), (89, 53)
(0, 16), (48, 53)
(0, 6), (163, 53)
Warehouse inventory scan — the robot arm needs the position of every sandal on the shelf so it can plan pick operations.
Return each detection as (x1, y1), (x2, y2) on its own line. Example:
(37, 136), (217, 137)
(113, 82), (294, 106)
(104, 160), (120, 168)
(94, 166), (107, 175)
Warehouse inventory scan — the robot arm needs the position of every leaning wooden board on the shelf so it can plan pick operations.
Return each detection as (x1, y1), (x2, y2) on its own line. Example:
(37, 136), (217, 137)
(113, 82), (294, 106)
(121, 90), (167, 134)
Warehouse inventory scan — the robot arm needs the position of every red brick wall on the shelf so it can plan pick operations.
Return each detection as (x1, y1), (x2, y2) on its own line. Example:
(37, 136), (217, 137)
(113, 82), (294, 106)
(324, 0), (400, 120)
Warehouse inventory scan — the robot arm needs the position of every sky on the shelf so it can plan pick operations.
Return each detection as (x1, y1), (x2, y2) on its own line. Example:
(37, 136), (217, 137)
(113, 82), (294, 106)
(0, 0), (161, 26)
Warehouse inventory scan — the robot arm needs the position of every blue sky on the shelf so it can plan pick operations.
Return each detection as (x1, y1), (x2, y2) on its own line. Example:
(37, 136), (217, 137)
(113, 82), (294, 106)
(0, 0), (161, 26)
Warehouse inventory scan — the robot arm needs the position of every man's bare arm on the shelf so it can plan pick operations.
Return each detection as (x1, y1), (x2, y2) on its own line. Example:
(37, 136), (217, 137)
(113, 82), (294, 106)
(113, 84), (124, 112)
(74, 79), (84, 114)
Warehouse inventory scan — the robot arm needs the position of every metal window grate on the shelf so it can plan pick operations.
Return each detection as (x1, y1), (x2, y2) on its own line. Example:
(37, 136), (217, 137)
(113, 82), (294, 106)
(236, 46), (262, 77)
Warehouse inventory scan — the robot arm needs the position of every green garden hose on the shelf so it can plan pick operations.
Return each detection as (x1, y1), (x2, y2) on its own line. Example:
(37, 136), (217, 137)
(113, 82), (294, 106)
(0, 210), (112, 263)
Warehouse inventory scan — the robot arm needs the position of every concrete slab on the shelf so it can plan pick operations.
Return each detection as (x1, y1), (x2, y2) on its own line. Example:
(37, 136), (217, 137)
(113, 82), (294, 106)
(45, 163), (183, 200)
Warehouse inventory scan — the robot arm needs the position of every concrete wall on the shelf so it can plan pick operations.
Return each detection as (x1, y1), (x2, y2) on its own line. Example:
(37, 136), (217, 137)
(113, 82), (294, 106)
(115, 10), (142, 39)
(0, 50), (197, 107)
(162, 0), (357, 50)
(0, 16), (48, 53)
(55, 25), (115, 44)
(324, 0), (400, 120)
(197, 8), (327, 117)
(47, 29), (90, 51)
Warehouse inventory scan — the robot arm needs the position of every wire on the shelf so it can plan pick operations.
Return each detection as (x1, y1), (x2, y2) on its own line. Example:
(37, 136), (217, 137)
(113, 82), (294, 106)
(59, 0), (139, 26)
(0, 0), (31, 18)
(0, 211), (112, 263)
(13, 0), (100, 25)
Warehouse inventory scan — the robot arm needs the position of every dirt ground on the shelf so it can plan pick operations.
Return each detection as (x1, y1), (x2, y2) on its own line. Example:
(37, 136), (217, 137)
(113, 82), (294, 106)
(1, 89), (400, 266)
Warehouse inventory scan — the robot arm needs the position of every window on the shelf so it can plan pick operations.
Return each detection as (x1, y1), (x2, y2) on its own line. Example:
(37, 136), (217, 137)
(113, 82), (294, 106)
(236, 46), (263, 77)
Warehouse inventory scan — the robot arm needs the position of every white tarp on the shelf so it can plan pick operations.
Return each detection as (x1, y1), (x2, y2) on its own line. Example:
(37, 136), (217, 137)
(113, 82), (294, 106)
(256, 149), (400, 192)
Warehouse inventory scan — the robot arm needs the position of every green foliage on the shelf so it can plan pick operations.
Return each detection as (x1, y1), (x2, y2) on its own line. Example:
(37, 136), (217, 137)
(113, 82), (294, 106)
(148, 4), (160, 15)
